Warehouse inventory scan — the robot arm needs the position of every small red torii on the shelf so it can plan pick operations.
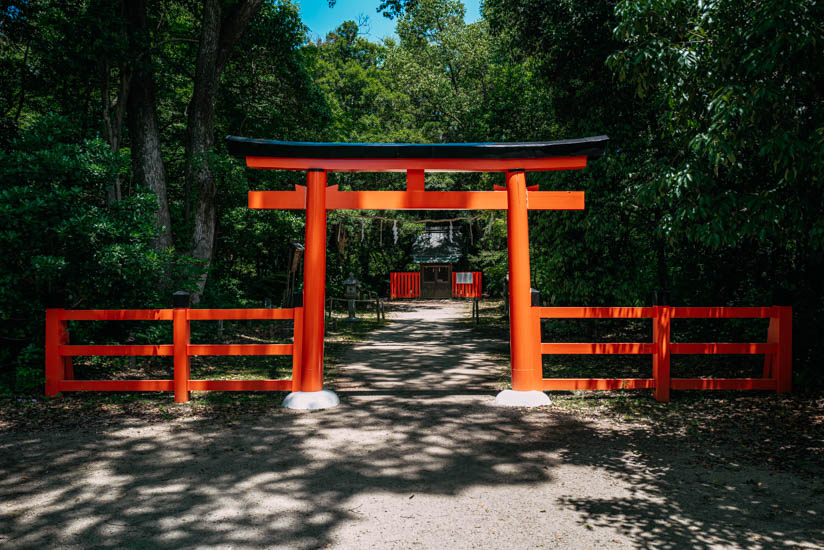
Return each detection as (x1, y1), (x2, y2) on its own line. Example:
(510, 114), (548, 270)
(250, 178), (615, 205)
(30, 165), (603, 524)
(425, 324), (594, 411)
(227, 136), (608, 409)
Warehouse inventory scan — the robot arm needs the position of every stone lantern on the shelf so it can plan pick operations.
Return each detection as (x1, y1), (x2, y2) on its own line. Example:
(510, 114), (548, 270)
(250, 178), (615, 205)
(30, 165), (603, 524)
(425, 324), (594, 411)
(343, 272), (360, 321)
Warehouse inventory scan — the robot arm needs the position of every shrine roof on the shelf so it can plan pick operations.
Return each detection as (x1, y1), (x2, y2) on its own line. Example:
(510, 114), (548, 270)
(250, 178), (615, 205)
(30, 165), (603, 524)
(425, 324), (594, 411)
(412, 226), (463, 264)
(226, 135), (608, 161)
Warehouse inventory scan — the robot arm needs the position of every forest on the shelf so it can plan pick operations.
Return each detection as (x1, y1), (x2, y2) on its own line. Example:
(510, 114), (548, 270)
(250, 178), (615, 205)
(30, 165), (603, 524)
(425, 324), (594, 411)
(1, 0), (822, 394)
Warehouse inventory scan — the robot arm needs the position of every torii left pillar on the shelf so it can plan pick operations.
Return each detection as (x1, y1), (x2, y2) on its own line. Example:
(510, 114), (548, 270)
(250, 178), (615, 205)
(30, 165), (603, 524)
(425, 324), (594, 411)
(494, 170), (550, 407)
(282, 169), (340, 410)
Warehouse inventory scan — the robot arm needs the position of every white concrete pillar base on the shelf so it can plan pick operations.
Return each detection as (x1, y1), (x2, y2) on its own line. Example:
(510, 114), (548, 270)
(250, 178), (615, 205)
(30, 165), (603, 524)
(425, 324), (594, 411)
(494, 389), (551, 407)
(283, 390), (340, 410)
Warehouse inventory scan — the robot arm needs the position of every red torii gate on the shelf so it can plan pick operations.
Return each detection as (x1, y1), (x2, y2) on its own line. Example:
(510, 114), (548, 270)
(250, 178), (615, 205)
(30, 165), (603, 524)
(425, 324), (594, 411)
(227, 136), (608, 408)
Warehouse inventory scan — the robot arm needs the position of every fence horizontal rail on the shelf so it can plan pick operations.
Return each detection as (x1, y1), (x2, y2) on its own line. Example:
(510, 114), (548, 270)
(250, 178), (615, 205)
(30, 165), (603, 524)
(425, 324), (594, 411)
(537, 307), (655, 319)
(670, 343), (778, 354)
(539, 342), (778, 355)
(187, 344), (293, 356)
(542, 378), (656, 390)
(671, 307), (776, 318)
(535, 305), (792, 401)
(57, 344), (296, 357)
(187, 308), (295, 320)
(59, 345), (175, 356)
(540, 343), (655, 354)
(56, 308), (298, 321)
(58, 380), (174, 392)
(537, 306), (778, 319)
(54, 379), (294, 392)
(187, 379), (292, 391)
(59, 309), (174, 321)
(46, 306), (304, 402)
(670, 378), (777, 391)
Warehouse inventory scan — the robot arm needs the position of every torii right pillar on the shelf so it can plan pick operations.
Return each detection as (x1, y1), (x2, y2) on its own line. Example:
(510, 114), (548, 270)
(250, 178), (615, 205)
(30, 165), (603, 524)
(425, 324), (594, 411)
(495, 169), (551, 407)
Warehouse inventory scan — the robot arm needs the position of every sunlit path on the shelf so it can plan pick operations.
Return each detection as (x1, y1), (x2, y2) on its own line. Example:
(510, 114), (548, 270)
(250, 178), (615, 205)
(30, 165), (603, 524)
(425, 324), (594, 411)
(331, 300), (508, 393)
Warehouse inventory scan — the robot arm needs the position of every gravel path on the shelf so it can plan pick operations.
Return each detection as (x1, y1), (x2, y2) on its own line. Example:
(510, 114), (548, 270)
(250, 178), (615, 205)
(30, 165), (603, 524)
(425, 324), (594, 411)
(331, 300), (506, 392)
(1, 301), (822, 549)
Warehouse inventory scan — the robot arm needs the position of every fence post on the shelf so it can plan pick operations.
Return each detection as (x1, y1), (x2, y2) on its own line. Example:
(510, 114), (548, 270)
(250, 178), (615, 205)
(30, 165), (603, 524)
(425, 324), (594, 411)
(266, 297), (274, 341)
(653, 305), (671, 402)
(292, 307), (304, 392)
(173, 291), (191, 403)
(45, 309), (65, 397)
(532, 306), (543, 384)
(62, 320), (73, 382)
(775, 306), (792, 394)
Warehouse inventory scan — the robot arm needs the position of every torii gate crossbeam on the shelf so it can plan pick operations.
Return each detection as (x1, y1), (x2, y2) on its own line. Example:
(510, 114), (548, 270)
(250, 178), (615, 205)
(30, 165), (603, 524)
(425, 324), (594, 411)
(227, 136), (608, 409)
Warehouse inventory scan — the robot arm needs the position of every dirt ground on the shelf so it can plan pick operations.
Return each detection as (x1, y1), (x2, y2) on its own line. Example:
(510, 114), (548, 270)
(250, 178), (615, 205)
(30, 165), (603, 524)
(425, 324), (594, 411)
(1, 301), (822, 549)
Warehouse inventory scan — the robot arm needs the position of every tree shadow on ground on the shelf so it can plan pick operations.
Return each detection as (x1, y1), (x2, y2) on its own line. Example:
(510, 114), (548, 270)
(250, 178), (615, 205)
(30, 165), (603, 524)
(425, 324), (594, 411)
(1, 397), (821, 549)
(2, 300), (822, 548)
(556, 418), (823, 549)
(0, 399), (565, 548)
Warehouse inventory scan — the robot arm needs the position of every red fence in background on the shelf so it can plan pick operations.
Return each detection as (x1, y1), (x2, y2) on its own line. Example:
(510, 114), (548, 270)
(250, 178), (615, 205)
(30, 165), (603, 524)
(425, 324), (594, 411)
(452, 271), (482, 298)
(390, 272), (420, 299)
(535, 305), (792, 401)
(391, 271), (482, 298)
(45, 307), (303, 402)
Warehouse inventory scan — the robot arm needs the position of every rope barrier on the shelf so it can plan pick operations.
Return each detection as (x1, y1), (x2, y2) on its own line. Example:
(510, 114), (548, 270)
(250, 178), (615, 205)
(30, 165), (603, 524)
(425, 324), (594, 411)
(332, 212), (485, 224)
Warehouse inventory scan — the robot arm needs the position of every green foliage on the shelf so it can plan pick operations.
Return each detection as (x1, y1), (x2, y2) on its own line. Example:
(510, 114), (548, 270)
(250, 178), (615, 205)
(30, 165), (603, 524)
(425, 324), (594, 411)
(484, 0), (659, 306)
(2, 0), (823, 393)
(607, 0), (824, 382)
(609, 0), (824, 252)
(0, 116), (201, 392)
(219, 1), (330, 141)
(468, 214), (507, 295)
(390, 0), (491, 141)
(307, 20), (412, 142)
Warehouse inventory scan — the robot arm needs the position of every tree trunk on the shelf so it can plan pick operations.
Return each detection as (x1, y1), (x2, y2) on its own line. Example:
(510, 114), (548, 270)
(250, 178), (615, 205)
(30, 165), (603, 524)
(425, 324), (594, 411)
(101, 5), (131, 205)
(187, 0), (262, 301)
(124, 0), (174, 251)
(101, 60), (131, 205)
(14, 42), (29, 126)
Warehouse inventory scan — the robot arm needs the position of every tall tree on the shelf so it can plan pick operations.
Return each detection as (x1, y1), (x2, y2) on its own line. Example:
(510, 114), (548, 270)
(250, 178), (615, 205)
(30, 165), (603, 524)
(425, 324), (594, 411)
(125, 0), (174, 250)
(186, 0), (263, 300)
(118, 0), (264, 297)
(389, 0), (491, 142)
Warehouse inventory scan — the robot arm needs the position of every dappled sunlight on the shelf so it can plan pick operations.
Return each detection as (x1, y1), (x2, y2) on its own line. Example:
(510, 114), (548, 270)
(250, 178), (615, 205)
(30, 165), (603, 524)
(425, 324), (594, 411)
(556, 422), (824, 549)
(333, 300), (506, 393)
(1, 397), (571, 548)
(2, 300), (821, 549)
(4, 397), (820, 548)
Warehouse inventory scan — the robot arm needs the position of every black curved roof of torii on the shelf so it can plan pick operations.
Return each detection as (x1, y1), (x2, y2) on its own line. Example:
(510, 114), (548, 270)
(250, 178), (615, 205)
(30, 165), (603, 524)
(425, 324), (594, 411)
(226, 135), (608, 160)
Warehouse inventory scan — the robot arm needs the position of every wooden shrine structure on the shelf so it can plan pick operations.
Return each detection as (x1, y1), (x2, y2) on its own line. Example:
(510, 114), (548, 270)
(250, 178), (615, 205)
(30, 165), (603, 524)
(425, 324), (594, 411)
(227, 136), (608, 407)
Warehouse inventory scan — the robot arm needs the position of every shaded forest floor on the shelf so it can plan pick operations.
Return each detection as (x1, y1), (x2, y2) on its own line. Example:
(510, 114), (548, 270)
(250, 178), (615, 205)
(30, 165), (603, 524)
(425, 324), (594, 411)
(1, 299), (822, 548)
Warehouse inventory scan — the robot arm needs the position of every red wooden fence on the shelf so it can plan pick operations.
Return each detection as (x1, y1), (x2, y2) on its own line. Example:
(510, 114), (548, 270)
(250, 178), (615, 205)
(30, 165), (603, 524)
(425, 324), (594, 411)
(452, 271), (482, 298)
(535, 305), (791, 401)
(390, 271), (482, 298)
(390, 272), (420, 298)
(45, 306), (303, 402)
